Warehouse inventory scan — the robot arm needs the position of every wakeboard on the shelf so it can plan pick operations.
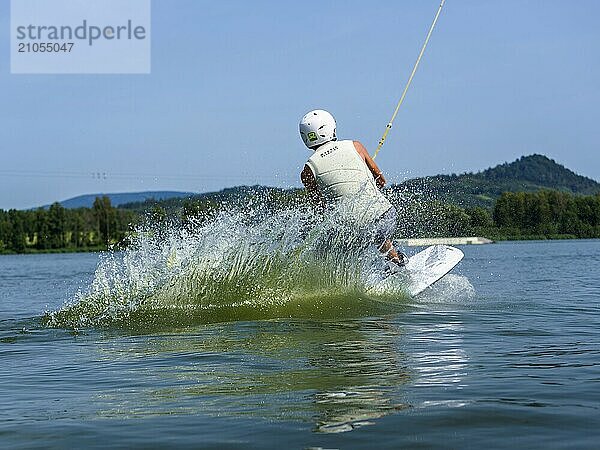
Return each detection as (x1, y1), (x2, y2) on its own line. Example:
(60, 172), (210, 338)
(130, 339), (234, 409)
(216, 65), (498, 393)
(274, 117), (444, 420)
(371, 244), (464, 297)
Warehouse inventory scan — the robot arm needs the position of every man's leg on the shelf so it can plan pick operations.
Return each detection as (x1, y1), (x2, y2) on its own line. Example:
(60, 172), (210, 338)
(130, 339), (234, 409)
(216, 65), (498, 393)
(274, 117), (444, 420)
(379, 239), (398, 259)
(374, 207), (407, 267)
(379, 239), (407, 267)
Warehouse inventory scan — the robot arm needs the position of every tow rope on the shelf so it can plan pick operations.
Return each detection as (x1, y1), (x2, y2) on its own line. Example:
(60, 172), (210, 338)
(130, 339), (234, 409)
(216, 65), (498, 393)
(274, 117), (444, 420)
(373, 0), (446, 159)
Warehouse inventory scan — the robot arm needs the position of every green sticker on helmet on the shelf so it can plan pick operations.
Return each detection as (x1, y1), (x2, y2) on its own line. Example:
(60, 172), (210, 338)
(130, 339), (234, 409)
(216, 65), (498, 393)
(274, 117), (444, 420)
(307, 131), (318, 142)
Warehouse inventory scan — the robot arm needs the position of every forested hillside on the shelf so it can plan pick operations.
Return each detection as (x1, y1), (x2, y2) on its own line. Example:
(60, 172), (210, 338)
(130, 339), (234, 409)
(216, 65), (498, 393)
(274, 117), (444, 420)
(2, 154), (600, 254)
(478, 155), (598, 192)
(392, 154), (600, 208)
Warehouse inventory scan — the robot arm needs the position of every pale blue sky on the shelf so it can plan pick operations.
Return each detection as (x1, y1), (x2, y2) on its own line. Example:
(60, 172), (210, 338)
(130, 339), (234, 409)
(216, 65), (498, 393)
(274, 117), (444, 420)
(1, 0), (599, 209)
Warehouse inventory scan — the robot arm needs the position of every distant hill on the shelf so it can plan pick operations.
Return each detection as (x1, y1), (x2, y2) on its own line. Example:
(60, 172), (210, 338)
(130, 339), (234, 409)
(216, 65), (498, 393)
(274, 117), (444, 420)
(42, 154), (600, 212)
(121, 154), (600, 212)
(119, 185), (291, 213)
(52, 191), (197, 209)
(478, 154), (599, 192)
(394, 154), (600, 208)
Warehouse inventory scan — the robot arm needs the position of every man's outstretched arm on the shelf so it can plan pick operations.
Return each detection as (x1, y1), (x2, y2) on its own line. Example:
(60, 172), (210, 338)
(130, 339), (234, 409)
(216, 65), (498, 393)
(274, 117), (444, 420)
(353, 141), (386, 188)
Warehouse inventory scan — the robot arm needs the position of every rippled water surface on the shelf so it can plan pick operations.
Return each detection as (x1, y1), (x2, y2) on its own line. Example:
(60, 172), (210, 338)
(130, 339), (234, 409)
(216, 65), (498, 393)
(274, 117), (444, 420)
(1, 240), (599, 448)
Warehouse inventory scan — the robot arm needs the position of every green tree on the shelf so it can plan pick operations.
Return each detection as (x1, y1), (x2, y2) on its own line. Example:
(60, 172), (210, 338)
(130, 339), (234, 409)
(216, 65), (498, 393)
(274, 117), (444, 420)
(93, 196), (117, 248)
(47, 203), (67, 249)
(34, 208), (50, 249)
(466, 206), (493, 228)
(8, 210), (26, 252)
(0, 210), (9, 252)
(493, 193), (514, 227)
(67, 211), (86, 248)
(181, 199), (219, 228)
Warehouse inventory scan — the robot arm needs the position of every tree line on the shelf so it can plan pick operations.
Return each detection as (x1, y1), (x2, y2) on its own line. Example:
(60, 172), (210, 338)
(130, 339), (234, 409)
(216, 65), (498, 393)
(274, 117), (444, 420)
(1, 190), (599, 254)
(0, 197), (136, 253)
(489, 190), (600, 239)
(172, 189), (600, 241)
(395, 190), (600, 240)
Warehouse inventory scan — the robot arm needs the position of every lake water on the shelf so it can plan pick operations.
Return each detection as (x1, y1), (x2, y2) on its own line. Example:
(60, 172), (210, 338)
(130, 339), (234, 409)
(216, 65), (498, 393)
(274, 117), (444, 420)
(1, 240), (599, 449)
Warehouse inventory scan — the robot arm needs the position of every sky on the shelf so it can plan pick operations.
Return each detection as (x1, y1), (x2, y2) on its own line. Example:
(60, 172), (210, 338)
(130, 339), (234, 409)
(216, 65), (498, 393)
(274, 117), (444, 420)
(1, 0), (599, 209)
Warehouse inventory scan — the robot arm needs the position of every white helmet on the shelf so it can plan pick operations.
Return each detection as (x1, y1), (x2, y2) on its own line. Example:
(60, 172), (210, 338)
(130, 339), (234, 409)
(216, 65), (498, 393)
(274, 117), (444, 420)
(299, 109), (337, 149)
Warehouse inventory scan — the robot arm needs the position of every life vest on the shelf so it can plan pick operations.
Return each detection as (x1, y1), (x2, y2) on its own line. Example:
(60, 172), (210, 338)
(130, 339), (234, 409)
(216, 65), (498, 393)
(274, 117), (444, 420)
(305, 140), (392, 225)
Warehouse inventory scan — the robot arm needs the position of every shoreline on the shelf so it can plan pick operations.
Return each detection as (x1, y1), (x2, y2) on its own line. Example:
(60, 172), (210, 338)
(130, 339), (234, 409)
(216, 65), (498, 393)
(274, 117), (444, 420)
(0, 247), (106, 256)
(2, 235), (598, 256)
